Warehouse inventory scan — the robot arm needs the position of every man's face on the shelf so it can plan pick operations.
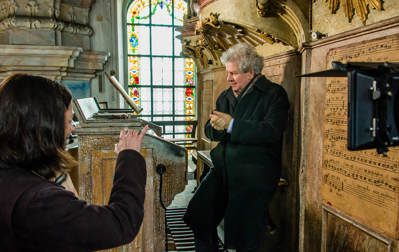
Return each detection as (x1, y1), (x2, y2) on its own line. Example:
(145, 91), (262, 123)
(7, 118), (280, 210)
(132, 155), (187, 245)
(225, 61), (255, 95)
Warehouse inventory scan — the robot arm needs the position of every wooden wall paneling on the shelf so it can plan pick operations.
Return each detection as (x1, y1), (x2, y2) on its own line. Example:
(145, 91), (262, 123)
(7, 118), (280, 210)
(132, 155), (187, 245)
(263, 51), (301, 252)
(321, 204), (394, 252)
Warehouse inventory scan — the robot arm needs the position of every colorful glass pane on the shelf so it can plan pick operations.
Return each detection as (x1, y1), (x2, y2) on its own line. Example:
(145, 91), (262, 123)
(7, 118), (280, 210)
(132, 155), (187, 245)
(128, 56), (140, 101)
(128, 56), (151, 86)
(127, 56), (141, 115)
(128, 56), (151, 113)
(128, 0), (187, 24)
(185, 58), (195, 86)
(151, 0), (172, 25)
(150, 0), (187, 25)
(184, 58), (195, 136)
(127, 25), (150, 55)
(128, 56), (138, 86)
(173, 0), (187, 25)
(127, 0), (150, 24)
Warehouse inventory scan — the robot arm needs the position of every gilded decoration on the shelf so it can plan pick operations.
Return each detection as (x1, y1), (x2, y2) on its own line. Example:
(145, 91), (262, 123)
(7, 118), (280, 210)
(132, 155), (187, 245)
(183, 12), (288, 69)
(319, 0), (382, 23)
(256, 0), (286, 17)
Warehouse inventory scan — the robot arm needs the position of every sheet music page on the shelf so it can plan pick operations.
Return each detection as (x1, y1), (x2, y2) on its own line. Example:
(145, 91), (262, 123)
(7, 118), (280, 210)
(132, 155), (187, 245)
(76, 97), (99, 120)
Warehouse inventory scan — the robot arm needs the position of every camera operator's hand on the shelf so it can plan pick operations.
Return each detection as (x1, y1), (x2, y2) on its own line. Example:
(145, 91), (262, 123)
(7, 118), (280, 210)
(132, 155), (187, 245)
(114, 125), (148, 154)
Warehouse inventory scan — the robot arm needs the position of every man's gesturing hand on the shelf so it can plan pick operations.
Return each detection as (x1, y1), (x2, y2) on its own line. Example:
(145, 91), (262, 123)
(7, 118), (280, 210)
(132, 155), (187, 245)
(209, 111), (232, 131)
(115, 125), (149, 154)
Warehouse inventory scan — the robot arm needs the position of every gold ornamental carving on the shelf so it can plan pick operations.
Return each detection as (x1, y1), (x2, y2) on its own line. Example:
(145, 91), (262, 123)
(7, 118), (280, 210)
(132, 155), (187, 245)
(320, 0), (382, 23)
(183, 12), (289, 69)
(256, 0), (286, 17)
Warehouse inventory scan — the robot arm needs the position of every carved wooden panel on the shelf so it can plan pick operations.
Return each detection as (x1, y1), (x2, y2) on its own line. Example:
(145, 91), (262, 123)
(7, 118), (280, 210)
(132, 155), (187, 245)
(76, 126), (187, 252)
(322, 34), (399, 239)
(86, 148), (154, 251)
(322, 204), (393, 252)
(91, 150), (115, 205)
(197, 79), (213, 151)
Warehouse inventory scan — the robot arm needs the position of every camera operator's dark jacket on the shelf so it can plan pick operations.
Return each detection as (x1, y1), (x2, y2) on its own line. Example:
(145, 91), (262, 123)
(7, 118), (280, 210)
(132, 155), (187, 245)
(0, 150), (146, 252)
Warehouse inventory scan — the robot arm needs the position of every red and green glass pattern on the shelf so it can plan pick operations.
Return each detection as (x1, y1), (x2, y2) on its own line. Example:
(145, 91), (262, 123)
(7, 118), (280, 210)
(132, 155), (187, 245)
(185, 58), (195, 136)
(127, 0), (187, 24)
(128, 56), (141, 109)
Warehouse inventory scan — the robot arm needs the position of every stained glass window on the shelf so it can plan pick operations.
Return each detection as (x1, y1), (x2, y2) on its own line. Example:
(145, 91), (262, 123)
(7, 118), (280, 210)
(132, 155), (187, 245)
(126, 0), (196, 139)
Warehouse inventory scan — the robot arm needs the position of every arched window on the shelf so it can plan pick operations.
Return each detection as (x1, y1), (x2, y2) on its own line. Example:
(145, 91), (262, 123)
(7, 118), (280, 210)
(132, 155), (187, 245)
(124, 0), (196, 139)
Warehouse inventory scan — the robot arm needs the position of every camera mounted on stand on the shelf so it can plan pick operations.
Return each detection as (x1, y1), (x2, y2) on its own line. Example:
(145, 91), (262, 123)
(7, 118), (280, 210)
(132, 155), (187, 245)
(299, 61), (399, 155)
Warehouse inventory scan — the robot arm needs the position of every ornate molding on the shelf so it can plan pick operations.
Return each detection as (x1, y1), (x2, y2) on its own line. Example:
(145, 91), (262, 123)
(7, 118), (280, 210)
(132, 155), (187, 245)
(256, 0), (286, 17)
(198, 0), (216, 9)
(26, 0), (39, 17)
(0, 0), (92, 35)
(0, 16), (93, 35)
(176, 16), (199, 37)
(0, 0), (18, 20)
(0, 45), (109, 81)
(0, 45), (81, 80)
(255, 0), (308, 47)
(59, 3), (89, 25)
(48, 0), (61, 18)
(71, 51), (110, 74)
(183, 12), (289, 69)
(320, 0), (382, 23)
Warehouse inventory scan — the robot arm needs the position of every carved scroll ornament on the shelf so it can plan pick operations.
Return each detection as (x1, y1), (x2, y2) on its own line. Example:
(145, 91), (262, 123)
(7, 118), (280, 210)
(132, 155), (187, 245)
(256, 0), (286, 17)
(320, 0), (382, 23)
(183, 12), (289, 69)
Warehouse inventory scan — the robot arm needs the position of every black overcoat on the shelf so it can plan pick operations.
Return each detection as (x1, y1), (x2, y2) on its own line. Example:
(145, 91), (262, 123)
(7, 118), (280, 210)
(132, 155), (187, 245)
(185, 75), (289, 250)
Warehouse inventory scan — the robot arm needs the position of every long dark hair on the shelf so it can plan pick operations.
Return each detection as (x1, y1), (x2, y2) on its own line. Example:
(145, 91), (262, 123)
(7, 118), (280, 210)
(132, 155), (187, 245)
(0, 74), (72, 179)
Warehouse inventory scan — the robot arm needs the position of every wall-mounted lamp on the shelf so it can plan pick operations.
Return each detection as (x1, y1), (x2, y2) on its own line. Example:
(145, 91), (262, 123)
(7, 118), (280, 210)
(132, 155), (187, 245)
(311, 31), (328, 40)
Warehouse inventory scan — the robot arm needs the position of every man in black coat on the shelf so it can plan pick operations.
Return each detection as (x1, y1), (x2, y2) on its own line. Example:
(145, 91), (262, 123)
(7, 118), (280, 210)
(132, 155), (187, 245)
(184, 43), (289, 252)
